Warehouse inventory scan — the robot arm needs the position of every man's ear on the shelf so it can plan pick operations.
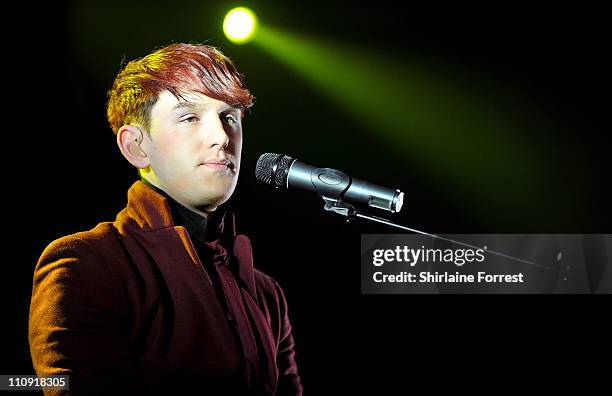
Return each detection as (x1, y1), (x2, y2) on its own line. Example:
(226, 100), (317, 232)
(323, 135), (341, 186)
(117, 125), (150, 169)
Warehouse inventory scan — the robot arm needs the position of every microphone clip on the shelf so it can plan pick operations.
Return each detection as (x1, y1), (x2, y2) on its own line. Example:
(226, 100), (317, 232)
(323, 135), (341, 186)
(322, 197), (396, 225)
(322, 197), (357, 218)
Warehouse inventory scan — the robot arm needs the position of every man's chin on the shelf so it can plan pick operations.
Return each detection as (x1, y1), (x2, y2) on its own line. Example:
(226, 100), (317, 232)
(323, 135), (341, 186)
(191, 194), (230, 212)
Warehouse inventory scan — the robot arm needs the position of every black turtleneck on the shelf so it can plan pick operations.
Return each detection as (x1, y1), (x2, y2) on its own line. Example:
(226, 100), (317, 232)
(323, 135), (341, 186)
(140, 177), (224, 242)
(140, 178), (269, 390)
(139, 177), (238, 325)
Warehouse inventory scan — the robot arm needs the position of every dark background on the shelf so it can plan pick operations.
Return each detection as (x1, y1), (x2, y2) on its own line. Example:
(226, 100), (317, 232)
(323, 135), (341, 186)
(3, 0), (609, 392)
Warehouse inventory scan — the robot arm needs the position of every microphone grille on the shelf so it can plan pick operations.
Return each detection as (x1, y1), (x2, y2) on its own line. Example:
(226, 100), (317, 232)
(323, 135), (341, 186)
(255, 153), (294, 187)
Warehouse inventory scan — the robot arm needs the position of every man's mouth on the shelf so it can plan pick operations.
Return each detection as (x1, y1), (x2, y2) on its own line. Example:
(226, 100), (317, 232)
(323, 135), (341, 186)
(201, 159), (235, 171)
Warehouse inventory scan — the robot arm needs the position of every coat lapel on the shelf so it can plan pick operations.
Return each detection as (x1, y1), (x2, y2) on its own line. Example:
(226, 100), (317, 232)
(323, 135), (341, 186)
(116, 181), (240, 362)
(115, 181), (274, 364)
(232, 234), (258, 303)
(116, 181), (260, 324)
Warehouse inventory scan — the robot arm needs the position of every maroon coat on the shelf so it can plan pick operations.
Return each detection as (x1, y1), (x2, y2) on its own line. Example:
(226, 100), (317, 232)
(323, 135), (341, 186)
(28, 181), (302, 395)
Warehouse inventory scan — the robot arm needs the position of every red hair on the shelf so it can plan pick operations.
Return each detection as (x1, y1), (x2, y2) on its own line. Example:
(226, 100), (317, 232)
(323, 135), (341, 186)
(106, 43), (254, 134)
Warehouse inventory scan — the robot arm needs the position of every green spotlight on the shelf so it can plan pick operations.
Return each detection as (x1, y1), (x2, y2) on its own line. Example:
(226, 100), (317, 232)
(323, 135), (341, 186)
(223, 7), (258, 44)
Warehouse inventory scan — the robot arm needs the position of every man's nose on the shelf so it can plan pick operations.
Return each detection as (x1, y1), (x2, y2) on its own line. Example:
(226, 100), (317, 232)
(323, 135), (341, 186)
(203, 115), (230, 150)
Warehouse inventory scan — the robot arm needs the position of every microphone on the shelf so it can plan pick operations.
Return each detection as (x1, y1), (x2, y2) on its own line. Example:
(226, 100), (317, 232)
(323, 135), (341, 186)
(255, 153), (404, 213)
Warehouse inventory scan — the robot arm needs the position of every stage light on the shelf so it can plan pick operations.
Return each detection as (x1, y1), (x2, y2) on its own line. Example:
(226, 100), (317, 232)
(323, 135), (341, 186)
(223, 7), (258, 44)
(252, 26), (553, 220)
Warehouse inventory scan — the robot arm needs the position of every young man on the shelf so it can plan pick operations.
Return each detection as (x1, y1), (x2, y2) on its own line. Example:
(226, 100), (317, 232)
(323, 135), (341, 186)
(29, 43), (302, 395)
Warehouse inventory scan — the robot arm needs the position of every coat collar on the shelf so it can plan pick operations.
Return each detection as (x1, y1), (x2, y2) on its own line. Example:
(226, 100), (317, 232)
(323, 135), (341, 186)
(124, 180), (236, 236)
(119, 180), (256, 299)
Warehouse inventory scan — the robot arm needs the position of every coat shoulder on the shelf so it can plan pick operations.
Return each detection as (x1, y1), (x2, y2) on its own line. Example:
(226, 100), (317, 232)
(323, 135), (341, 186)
(40, 222), (118, 259)
(252, 269), (291, 315)
(253, 269), (284, 296)
(36, 222), (125, 285)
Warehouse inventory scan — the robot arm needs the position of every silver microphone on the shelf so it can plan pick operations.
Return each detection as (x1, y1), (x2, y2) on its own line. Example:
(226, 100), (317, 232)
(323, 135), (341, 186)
(255, 153), (404, 213)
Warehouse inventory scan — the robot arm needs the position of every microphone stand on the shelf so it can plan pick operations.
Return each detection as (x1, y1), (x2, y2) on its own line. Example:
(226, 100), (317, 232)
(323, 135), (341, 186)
(322, 198), (552, 270)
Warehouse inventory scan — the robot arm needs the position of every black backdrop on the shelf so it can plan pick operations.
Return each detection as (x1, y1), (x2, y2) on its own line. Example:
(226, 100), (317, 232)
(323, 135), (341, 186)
(3, 1), (610, 392)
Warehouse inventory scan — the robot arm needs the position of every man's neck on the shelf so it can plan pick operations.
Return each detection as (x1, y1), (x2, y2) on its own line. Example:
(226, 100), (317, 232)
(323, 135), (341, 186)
(182, 202), (212, 221)
(140, 177), (228, 242)
(141, 177), (212, 220)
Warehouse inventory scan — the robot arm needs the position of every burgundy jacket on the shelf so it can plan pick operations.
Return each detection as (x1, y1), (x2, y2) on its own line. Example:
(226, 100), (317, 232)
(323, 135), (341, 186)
(29, 181), (302, 395)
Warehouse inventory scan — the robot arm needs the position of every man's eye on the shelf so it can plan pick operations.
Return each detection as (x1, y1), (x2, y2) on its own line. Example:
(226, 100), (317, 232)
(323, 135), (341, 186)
(224, 114), (237, 125)
(181, 116), (198, 123)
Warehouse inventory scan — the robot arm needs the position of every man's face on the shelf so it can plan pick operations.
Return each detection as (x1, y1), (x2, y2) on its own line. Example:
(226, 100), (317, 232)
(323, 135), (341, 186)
(140, 90), (242, 211)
